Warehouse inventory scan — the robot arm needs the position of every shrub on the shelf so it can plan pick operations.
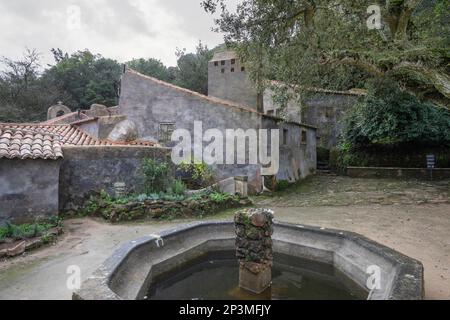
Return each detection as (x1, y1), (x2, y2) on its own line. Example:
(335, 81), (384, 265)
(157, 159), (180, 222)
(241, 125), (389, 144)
(168, 179), (186, 196)
(341, 79), (450, 148)
(276, 180), (291, 192)
(208, 191), (238, 203)
(177, 159), (214, 189)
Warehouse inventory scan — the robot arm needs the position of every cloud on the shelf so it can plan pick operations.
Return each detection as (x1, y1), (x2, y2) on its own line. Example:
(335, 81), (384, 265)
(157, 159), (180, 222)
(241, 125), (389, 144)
(0, 0), (234, 67)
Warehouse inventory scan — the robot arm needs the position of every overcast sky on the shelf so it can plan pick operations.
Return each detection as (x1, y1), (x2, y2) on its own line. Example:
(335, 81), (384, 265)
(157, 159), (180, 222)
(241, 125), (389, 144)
(0, 0), (238, 67)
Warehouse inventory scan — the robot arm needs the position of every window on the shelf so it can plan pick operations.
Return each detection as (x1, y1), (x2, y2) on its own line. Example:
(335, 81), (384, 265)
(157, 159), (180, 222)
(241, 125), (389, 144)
(283, 129), (288, 145)
(231, 59), (236, 65)
(267, 110), (274, 116)
(221, 60), (225, 65)
(221, 68), (225, 73)
(159, 123), (175, 143)
(301, 130), (307, 145)
(214, 61), (218, 66)
(231, 67), (235, 72)
(241, 66), (245, 72)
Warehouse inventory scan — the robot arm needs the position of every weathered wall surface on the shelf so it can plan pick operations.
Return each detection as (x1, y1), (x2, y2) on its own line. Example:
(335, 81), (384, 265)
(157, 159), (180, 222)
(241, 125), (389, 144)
(59, 146), (171, 211)
(208, 58), (259, 110)
(262, 118), (316, 182)
(263, 88), (303, 123)
(0, 159), (60, 225)
(119, 70), (316, 193)
(302, 93), (361, 149)
(119, 71), (266, 193)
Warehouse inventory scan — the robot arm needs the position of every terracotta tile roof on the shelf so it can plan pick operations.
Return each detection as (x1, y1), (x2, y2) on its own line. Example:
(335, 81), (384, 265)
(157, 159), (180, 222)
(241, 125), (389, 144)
(0, 125), (63, 160)
(0, 124), (157, 160)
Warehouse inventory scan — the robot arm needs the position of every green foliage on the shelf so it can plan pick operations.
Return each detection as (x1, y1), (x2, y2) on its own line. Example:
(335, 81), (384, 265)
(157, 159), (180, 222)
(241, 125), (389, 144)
(0, 43), (218, 122)
(173, 41), (215, 95)
(203, 0), (450, 106)
(276, 180), (291, 192)
(126, 58), (173, 82)
(140, 158), (171, 194)
(0, 49), (61, 122)
(177, 158), (214, 189)
(46, 49), (122, 109)
(208, 191), (239, 203)
(169, 179), (187, 196)
(341, 79), (450, 148)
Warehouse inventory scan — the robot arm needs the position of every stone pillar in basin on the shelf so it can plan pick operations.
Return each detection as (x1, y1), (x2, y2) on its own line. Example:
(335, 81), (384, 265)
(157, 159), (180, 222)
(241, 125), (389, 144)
(234, 208), (274, 294)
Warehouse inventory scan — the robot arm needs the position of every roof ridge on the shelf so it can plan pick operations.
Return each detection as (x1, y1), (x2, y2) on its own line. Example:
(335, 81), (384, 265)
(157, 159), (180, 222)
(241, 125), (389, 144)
(125, 69), (317, 130)
(126, 68), (259, 114)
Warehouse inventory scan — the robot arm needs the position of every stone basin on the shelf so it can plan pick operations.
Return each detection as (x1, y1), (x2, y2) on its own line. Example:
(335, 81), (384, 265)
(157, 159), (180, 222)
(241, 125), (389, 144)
(73, 221), (424, 300)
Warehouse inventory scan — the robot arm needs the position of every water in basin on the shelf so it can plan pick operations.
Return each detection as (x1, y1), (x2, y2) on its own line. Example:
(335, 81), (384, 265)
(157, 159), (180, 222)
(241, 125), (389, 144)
(145, 251), (367, 300)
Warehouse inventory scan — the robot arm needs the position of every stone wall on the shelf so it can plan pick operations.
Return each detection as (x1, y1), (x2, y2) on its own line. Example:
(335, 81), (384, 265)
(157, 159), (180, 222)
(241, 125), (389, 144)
(59, 145), (171, 211)
(347, 166), (450, 180)
(0, 159), (60, 225)
(302, 93), (361, 149)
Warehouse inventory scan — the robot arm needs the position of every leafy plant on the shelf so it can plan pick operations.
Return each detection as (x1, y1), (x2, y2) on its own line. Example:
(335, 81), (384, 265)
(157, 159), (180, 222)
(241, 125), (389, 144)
(140, 158), (172, 194)
(208, 192), (238, 203)
(341, 79), (450, 148)
(168, 179), (186, 196)
(276, 180), (291, 192)
(0, 219), (58, 241)
(177, 158), (214, 189)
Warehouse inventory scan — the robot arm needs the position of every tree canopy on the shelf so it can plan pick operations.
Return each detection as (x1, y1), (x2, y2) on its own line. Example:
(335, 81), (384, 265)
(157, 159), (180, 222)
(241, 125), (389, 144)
(342, 79), (450, 148)
(202, 0), (449, 107)
(0, 43), (217, 122)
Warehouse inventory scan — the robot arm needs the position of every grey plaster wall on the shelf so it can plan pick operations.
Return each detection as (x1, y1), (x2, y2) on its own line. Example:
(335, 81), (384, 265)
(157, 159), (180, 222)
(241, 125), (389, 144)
(0, 159), (60, 225)
(59, 146), (171, 211)
(263, 88), (302, 123)
(118, 71), (316, 193)
(208, 59), (259, 110)
(262, 118), (317, 181)
(302, 93), (361, 149)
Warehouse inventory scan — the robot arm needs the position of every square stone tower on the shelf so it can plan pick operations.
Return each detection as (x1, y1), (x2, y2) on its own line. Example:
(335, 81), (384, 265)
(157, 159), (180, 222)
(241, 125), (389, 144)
(208, 51), (262, 112)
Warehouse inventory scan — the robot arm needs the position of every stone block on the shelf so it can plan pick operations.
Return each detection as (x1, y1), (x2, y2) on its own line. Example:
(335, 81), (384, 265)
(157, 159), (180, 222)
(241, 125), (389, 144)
(239, 263), (272, 294)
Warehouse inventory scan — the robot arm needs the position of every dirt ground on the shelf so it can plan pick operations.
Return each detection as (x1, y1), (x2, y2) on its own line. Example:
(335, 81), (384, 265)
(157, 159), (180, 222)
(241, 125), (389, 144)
(0, 175), (449, 300)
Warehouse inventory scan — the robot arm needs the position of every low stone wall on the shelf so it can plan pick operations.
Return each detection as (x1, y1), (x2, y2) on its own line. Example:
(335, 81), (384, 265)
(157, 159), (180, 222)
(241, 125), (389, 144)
(347, 166), (450, 180)
(59, 146), (171, 211)
(85, 194), (252, 222)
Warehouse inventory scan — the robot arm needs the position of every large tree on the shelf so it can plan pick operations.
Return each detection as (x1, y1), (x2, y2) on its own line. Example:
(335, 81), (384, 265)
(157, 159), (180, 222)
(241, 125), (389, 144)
(126, 58), (173, 82)
(173, 41), (215, 95)
(202, 0), (450, 107)
(0, 49), (61, 122)
(43, 49), (122, 109)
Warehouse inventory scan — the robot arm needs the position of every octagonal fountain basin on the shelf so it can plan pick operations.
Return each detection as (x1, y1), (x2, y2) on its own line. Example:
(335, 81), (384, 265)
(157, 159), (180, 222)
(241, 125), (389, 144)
(73, 221), (424, 300)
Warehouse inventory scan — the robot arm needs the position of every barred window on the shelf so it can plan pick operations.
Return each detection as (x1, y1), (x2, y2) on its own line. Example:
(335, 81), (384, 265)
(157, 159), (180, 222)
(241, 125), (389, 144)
(159, 123), (175, 143)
